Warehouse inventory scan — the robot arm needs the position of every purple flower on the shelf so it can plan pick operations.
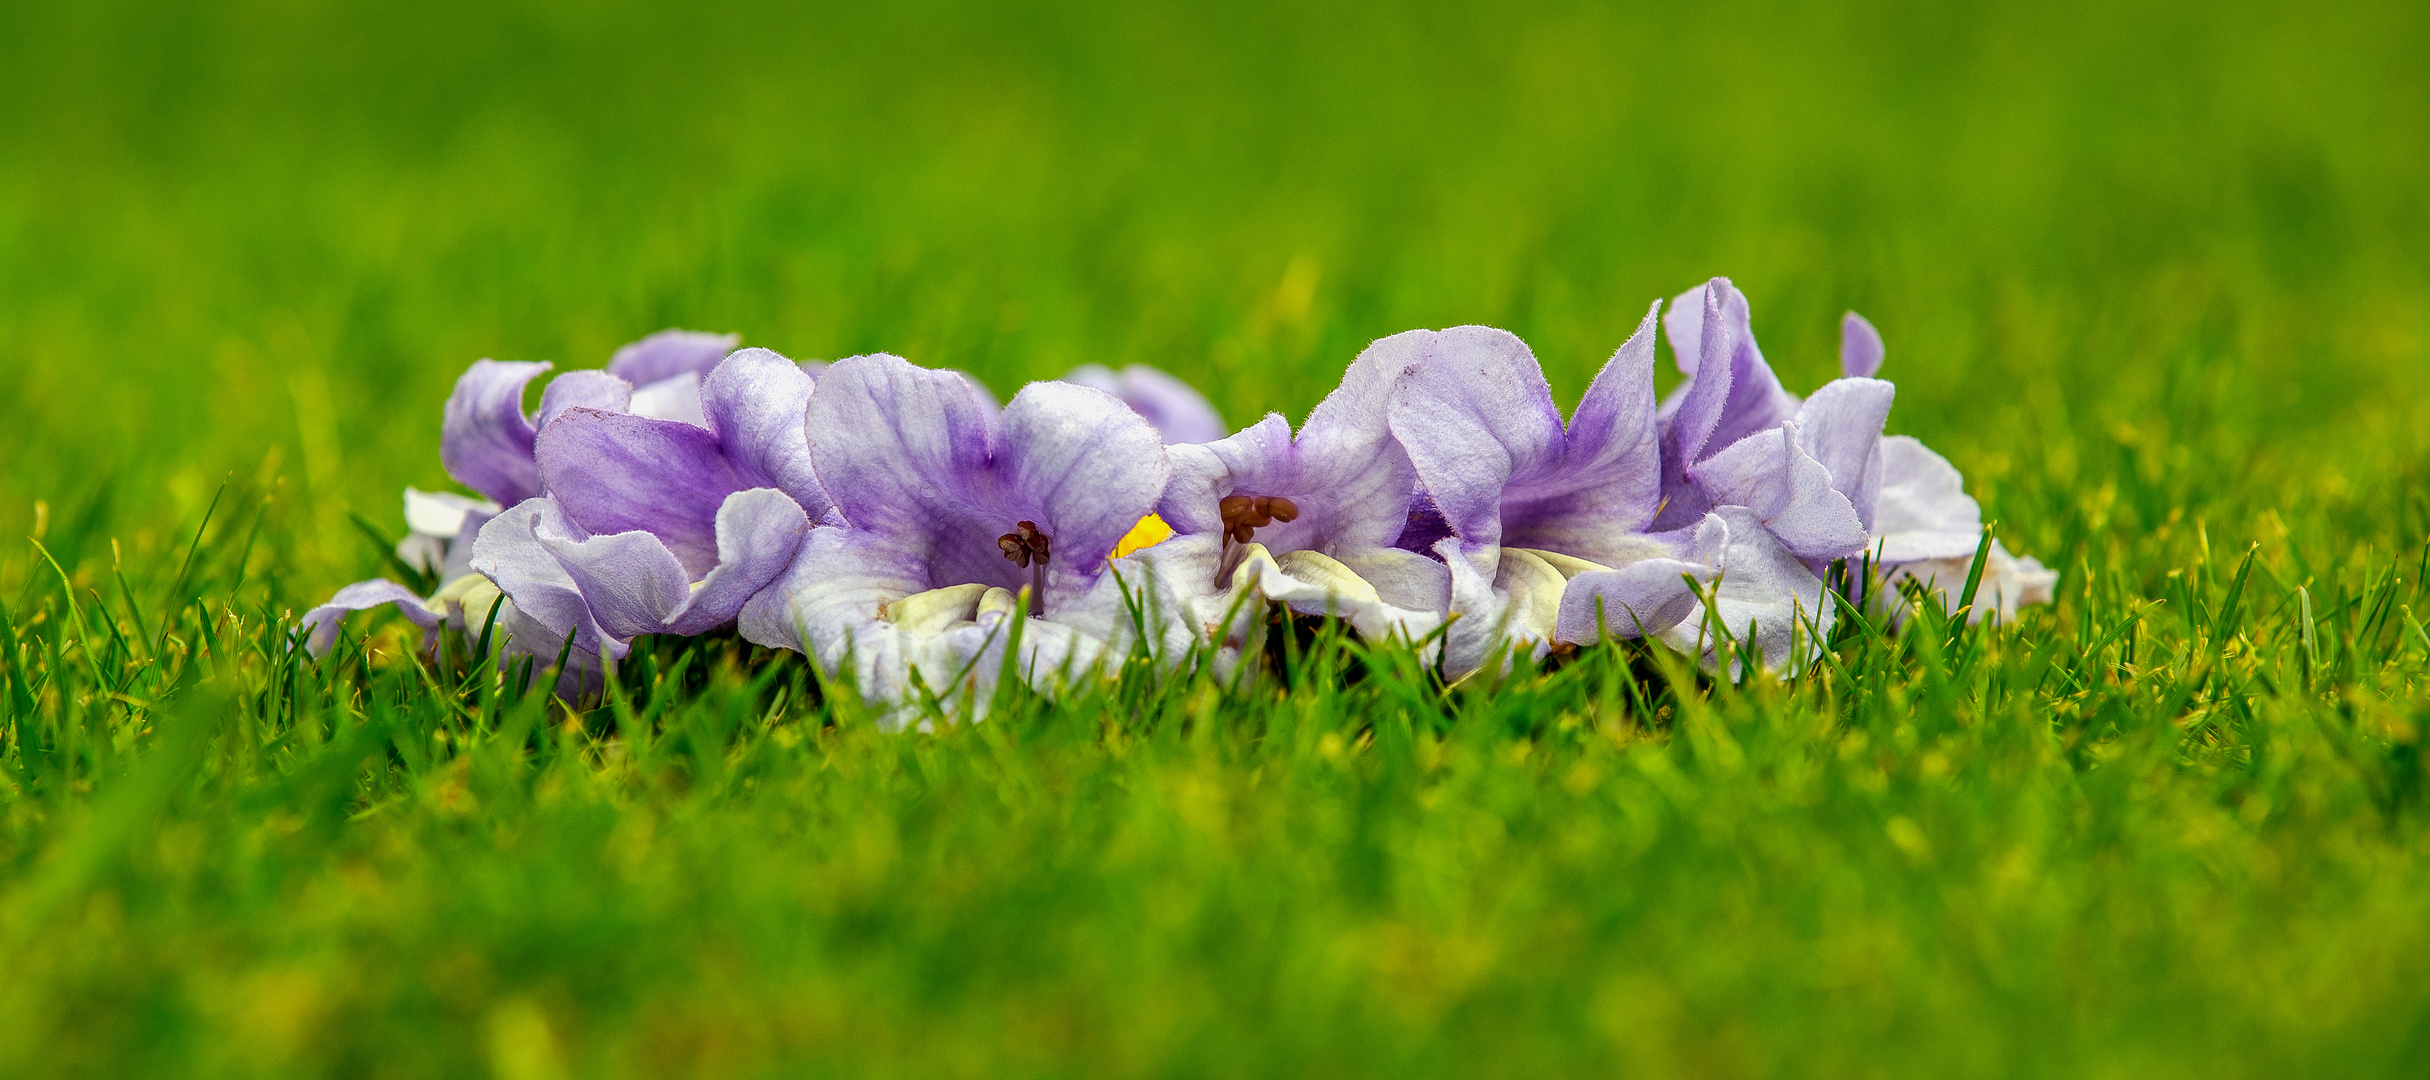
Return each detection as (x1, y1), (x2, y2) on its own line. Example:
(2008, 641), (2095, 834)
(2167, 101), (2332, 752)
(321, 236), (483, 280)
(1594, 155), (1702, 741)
(1064, 363), (1229, 445)
(1135, 333), (1446, 649)
(442, 347), (828, 661)
(1386, 308), (1717, 677)
(737, 354), (1174, 720)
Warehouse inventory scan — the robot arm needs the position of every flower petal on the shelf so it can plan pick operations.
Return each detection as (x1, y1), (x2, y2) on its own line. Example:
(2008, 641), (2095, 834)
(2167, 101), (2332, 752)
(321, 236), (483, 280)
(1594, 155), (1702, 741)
(1554, 550), (1716, 643)
(664, 488), (812, 635)
(1691, 422), (1870, 561)
(536, 370), (632, 429)
(1841, 312), (1885, 378)
(606, 329), (740, 386)
(739, 526), (930, 656)
(804, 354), (996, 535)
(298, 579), (439, 657)
(1793, 377), (1895, 531)
(440, 359), (549, 506)
(1390, 326), (1563, 550)
(535, 408), (745, 576)
(993, 379), (1172, 580)
(1157, 415), (1295, 535)
(538, 528), (691, 641)
(1871, 436), (1984, 563)
(1499, 302), (1666, 561)
(469, 499), (623, 661)
(1658, 507), (1833, 674)
(702, 348), (829, 519)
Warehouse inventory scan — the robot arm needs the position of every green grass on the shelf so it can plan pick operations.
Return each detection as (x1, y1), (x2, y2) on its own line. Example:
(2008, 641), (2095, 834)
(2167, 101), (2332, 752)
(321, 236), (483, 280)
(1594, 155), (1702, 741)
(5, 0), (2430, 1075)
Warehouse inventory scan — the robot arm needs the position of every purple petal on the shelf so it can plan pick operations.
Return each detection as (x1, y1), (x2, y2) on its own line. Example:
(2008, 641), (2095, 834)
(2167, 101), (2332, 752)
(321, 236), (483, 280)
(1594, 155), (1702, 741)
(1652, 284), (1736, 529)
(535, 409), (743, 577)
(1499, 302), (1665, 561)
(606, 329), (740, 386)
(299, 579), (438, 657)
(1066, 363), (1229, 445)
(993, 379), (1171, 578)
(1792, 378), (1895, 531)
(1333, 548), (1453, 615)
(702, 348), (829, 519)
(1555, 555), (1715, 643)
(469, 499), (623, 661)
(1389, 326), (1563, 550)
(441, 360), (549, 506)
(539, 528), (691, 641)
(805, 354), (997, 535)
(540, 488), (808, 639)
(1841, 312), (1885, 378)
(739, 526), (929, 656)
(1692, 422), (1870, 561)
(663, 488), (812, 635)
(1701, 282), (1798, 454)
(536, 370), (632, 429)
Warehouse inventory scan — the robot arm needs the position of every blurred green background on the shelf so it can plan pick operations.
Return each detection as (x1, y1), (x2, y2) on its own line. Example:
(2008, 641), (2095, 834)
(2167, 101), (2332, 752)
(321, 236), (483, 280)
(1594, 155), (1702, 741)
(5, 0), (2423, 584)
(6, 1), (2430, 1076)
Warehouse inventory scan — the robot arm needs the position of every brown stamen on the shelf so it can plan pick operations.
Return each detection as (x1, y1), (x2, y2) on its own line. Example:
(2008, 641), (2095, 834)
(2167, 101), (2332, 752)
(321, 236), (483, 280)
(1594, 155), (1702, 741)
(995, 520), (1052, 615)
(1215, 494), (1304, 588)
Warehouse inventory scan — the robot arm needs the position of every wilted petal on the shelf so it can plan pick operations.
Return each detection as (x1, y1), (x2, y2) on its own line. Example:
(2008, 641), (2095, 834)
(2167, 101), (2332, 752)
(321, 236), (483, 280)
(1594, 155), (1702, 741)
(1391, 326), (1564, 550)
(299, 579), (440, 657)
(606, 329), (739, 386)
(535, 408), (745, 576)
(441, 359), (550, 506)
(470, 499), (623, 662)
(1692, 422), (1869, 561)
(702, 348), (828, 518)
(1658, 507), (1834, 675)
(536, 370), (632, 429)
(1792, 377), (1895, 531)
(1871, 436), (1986, 563)
(1841, 312), (1885, 378)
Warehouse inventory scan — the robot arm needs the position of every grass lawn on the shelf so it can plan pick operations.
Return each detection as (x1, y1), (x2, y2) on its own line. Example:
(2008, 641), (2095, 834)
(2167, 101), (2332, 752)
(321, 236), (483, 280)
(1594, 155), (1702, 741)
(4, 0), (2430, 1075)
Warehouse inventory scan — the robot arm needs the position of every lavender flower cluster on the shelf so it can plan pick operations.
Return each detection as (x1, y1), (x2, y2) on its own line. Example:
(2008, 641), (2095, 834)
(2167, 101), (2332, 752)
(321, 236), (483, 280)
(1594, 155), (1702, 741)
(303, 278), (2053, 716)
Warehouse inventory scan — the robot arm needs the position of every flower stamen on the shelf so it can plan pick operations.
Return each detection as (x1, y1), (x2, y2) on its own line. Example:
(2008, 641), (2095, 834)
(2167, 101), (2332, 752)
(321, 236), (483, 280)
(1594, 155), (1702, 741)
(1216, 495), (1300, 587)
(997, 520), (1052, 615)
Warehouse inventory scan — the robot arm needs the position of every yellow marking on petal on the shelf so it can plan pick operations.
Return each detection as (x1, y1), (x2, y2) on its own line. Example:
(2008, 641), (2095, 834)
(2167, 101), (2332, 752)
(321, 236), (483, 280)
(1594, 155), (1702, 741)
(1113, 513), (1175, 558)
